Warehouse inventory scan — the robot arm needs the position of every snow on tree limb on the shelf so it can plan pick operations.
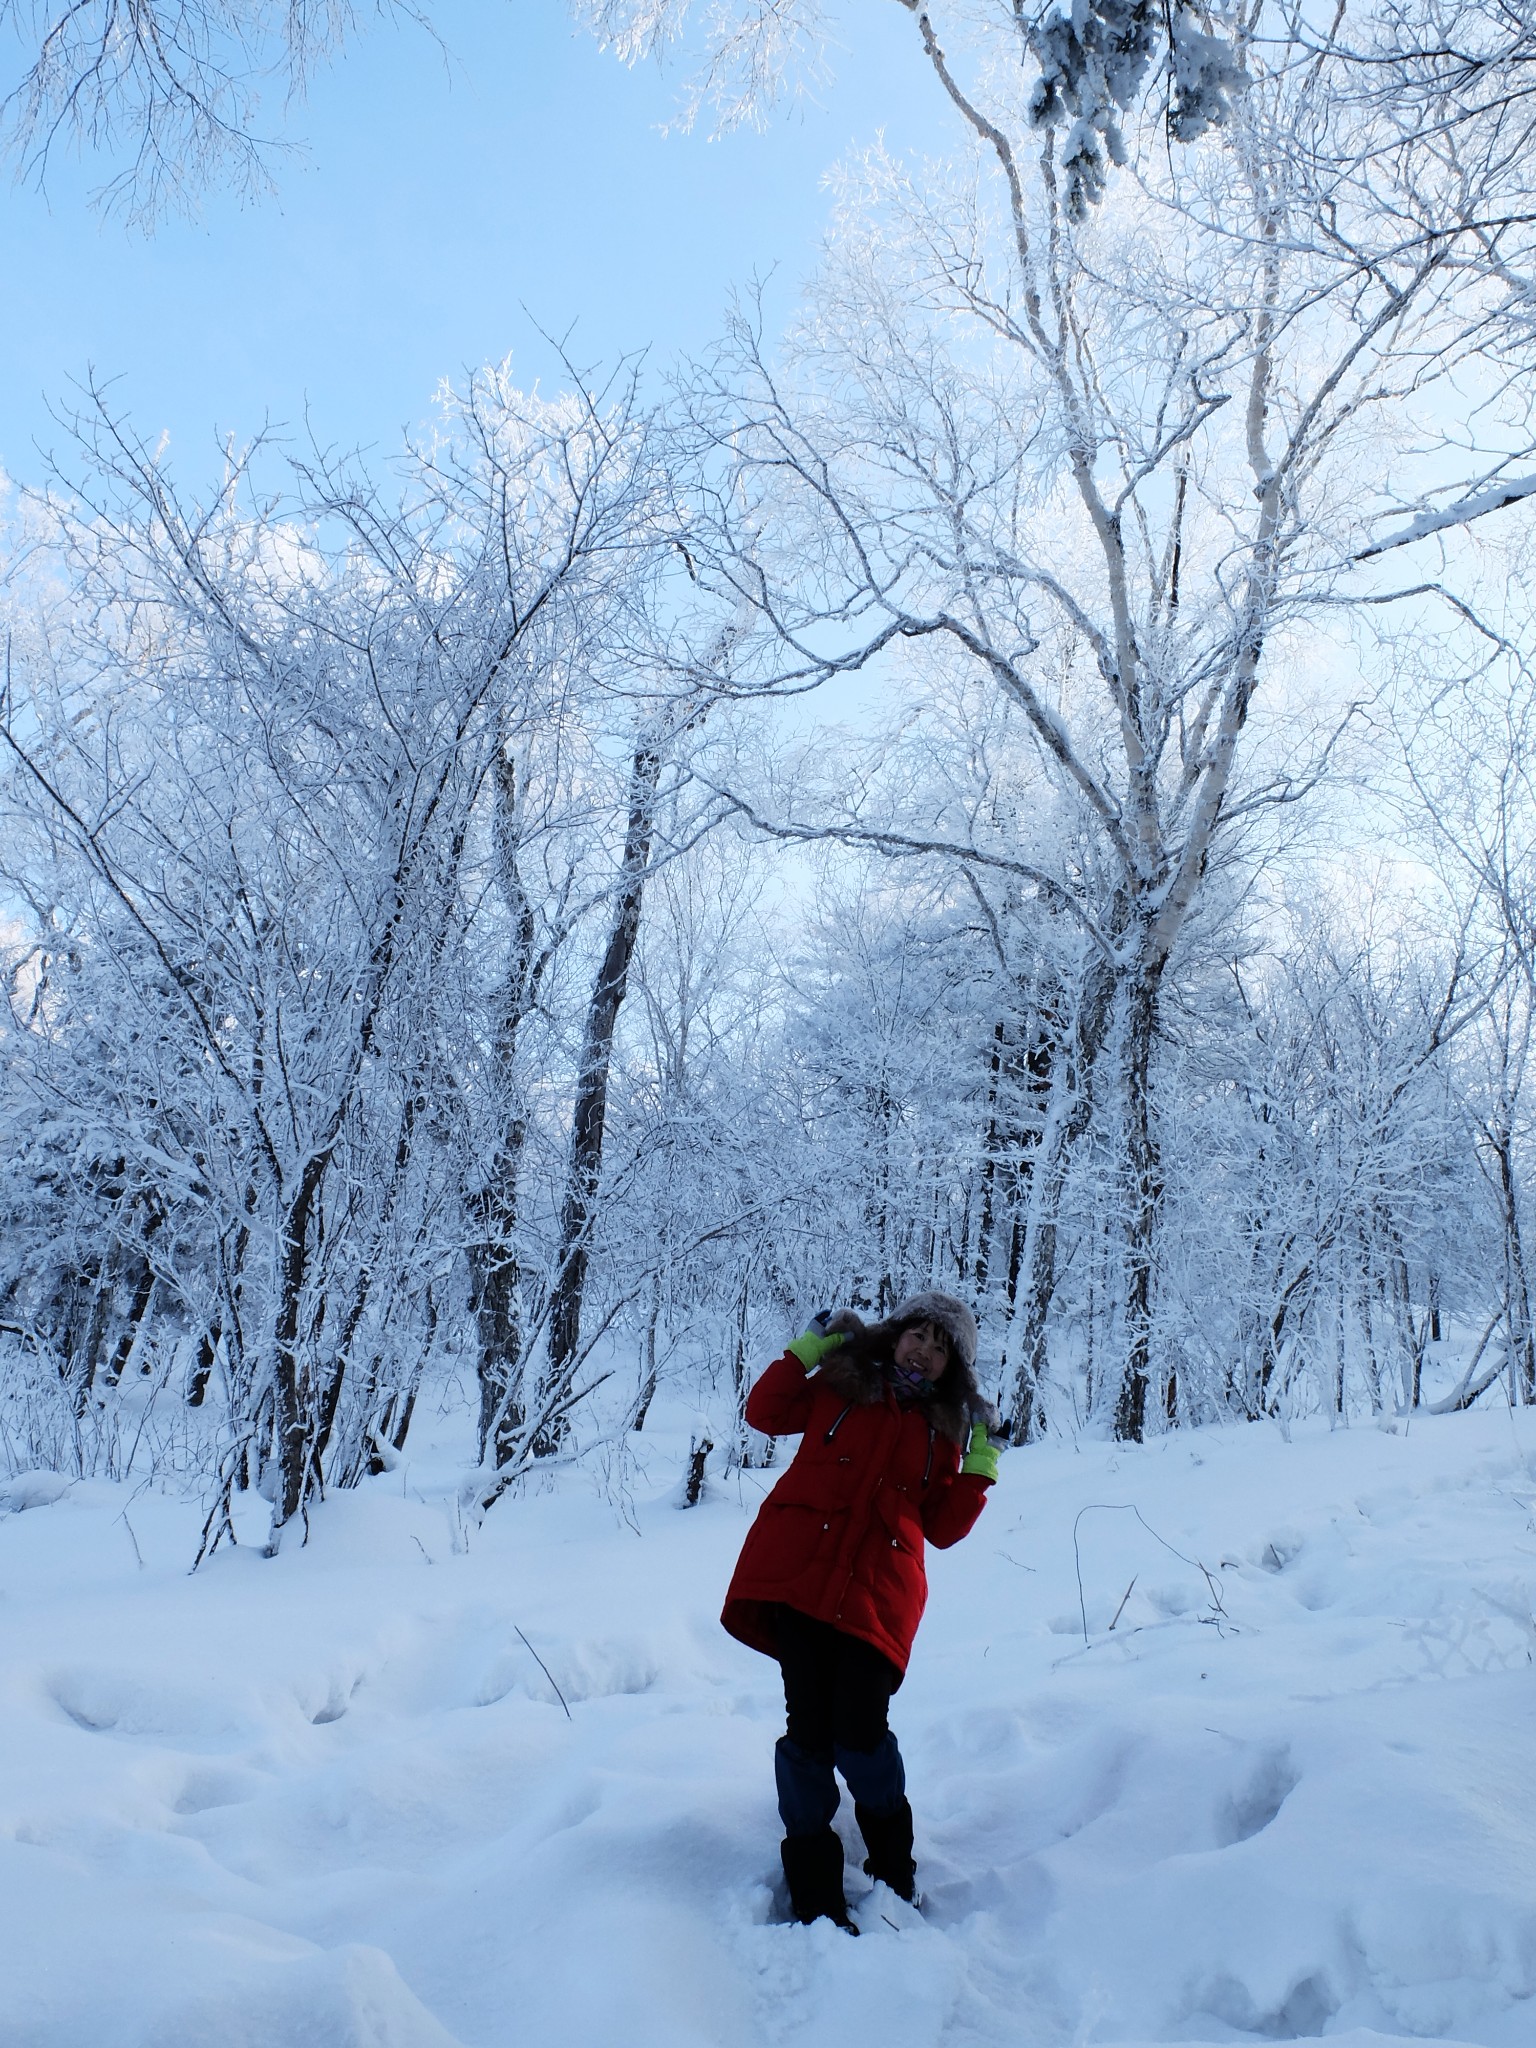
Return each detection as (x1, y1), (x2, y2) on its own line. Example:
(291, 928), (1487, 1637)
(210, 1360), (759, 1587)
(1356, 473), (1536, 559)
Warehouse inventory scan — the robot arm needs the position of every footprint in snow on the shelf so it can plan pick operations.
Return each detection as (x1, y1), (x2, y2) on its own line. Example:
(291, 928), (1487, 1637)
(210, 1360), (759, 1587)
(1216, 1746), (1297, 1846)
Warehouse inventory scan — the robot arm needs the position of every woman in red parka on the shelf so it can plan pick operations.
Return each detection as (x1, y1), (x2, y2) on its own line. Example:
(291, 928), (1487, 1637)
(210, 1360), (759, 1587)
(721, 1290), (1000, 1931)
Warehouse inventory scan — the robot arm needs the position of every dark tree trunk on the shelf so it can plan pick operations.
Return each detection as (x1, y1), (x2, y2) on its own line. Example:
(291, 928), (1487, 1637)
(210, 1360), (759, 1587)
(311, 1085), (423, 1485)
(1255, 1260), (1309, 1418)
(536, 735), (662, 1451)
(271, 1157), (330, 1536)
(683, 1434), (713, 1506)
(1389, 1232), (1421, 1411)
(70, 1243), (122, 1418)
(1360, 1278), (1383, 1413)
(103, 1259), (157, 1386)
(187, 1324), (218, 1407)
(472, 1134), (528, 1463)
(1114, 960), (1166, 1444)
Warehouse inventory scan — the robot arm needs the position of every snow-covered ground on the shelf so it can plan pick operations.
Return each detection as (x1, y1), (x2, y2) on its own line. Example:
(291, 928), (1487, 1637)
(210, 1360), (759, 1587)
(4, 1391), (1536, 2048)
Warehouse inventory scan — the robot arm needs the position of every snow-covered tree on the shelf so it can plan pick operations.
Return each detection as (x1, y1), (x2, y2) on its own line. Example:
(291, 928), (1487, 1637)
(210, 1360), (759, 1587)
(585, 0), (1536, 1438)
(0, 366), (696, 1542)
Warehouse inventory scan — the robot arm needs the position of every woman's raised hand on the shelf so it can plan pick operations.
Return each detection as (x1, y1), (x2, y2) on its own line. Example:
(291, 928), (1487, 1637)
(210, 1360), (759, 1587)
(959, 1421), (1001, 1482)
(785, 1314), (846, 1373)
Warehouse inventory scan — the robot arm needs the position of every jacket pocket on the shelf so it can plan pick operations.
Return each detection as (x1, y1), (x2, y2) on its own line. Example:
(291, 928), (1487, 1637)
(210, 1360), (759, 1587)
(761, 1500), (842, 1575)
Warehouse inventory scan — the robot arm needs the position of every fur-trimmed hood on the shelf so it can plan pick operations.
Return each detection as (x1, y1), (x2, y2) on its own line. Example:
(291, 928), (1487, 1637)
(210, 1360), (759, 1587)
(813, 1302), (996, 1447)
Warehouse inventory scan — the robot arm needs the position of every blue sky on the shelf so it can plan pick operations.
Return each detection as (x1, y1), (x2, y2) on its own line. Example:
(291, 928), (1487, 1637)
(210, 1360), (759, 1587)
(3, 2), (940, 495)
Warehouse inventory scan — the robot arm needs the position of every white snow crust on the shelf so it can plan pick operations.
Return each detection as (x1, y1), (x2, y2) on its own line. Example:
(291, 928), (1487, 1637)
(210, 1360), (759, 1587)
(3, 1400), (1535, 2047)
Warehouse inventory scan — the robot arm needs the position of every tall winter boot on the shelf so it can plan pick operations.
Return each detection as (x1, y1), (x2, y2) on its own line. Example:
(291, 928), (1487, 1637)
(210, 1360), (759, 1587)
(780, 1828), (859, 1934)
(855, 1798), (917, 1904)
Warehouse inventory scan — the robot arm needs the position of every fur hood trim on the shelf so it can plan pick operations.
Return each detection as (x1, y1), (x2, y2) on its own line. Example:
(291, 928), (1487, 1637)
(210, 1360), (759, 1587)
(888, 1290), (978, 1371)
(814, 1302), (995, 1447)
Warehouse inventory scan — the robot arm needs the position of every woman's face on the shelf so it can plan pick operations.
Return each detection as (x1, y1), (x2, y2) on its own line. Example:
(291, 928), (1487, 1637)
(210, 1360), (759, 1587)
(893, 1319), (950, 1383)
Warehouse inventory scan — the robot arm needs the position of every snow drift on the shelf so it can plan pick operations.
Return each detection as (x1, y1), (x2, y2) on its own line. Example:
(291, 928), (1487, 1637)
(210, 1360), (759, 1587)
(3, 1399), (1534, 2047)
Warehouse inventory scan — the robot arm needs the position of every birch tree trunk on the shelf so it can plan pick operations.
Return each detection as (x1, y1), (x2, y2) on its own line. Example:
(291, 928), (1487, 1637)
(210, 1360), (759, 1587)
(470, 749), (555, 1465)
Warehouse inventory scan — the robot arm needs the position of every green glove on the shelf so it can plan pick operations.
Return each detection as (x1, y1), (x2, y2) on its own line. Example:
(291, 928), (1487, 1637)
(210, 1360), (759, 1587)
(960, 1421), (1000, 1482)
(786, 1320), (846, 1372)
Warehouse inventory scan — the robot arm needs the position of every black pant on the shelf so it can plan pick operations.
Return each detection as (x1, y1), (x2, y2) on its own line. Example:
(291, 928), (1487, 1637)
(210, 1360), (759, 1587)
(774, 1606), (900, 1751)
(772, 1606), (906, 1835)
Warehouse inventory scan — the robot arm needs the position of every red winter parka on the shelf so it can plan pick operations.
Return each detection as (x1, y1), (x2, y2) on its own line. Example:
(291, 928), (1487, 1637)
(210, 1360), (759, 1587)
(721, 1350), (992, 1678)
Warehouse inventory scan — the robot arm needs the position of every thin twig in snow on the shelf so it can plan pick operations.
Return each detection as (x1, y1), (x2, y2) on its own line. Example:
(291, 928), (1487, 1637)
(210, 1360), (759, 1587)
(514, 1626), (572, 1720)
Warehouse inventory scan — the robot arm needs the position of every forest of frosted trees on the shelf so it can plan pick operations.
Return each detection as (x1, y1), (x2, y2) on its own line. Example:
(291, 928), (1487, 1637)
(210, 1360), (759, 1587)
(4, 1), (1536, 1550)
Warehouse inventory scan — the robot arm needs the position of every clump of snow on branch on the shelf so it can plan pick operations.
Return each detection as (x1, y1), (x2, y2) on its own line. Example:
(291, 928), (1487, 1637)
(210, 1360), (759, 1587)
(1027, 0), (1245, 214)
(1166, 5), (1246, 139)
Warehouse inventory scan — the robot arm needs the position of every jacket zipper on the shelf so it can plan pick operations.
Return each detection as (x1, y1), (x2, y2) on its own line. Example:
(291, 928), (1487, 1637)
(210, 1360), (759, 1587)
(823, 1404), (854, 1444)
